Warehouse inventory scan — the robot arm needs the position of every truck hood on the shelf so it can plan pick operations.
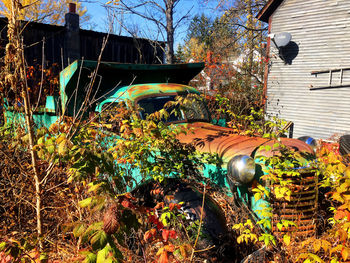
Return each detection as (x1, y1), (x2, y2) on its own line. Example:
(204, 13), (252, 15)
(176, 122), (314, 164)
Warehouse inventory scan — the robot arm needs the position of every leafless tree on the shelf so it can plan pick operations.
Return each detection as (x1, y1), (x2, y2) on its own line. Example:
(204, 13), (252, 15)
(107, 0), (192, 64)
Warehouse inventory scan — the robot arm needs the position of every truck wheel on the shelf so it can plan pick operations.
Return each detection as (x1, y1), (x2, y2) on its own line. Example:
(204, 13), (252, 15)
(132, 180), (227, 248)
(339, 135), (350, 156)
(160, 180), (227, 249)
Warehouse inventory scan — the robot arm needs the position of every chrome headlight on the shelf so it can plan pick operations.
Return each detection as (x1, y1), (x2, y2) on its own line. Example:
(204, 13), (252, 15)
(227, 155), (256, 185)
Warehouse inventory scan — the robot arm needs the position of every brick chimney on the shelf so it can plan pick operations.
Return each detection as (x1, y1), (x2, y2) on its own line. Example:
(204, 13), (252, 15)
(64, 3), (80, 66)
(69, 3), (76, 13)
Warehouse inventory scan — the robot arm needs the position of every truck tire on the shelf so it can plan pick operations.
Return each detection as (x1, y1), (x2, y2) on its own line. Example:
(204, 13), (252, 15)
(161, 180), (227, 249)
(133, 180), (227, 249)
(339, 135), (350, 156)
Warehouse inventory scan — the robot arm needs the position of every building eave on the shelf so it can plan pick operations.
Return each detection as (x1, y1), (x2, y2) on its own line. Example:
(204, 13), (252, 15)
(256, 0), (284, 23)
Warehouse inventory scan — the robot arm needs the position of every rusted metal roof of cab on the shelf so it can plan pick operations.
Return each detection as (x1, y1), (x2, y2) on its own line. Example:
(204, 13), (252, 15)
(256, 0), (284, 22)
(60, 60), (204, 115)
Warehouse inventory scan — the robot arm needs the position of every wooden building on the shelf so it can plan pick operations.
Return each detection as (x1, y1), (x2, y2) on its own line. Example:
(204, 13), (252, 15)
(257, 0), (350, 140)
(0, 4), (164, 70)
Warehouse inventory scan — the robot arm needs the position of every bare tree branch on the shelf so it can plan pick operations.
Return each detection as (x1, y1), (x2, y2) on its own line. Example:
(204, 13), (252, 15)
(108, 0), (189, 64)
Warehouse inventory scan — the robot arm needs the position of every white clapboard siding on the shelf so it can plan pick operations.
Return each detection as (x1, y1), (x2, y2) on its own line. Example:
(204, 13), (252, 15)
(266, 0), (350, 140)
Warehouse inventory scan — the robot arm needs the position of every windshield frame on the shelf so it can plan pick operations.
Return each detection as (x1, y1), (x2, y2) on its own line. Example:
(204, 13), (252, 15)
(134, 92), (211, 124)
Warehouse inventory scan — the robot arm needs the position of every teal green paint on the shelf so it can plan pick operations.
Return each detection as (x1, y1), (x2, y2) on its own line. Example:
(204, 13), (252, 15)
(203, 163), (228, 188)
(96, 83), (200, 112)
(211, 118), (226, 127)
(45, 96), (57, 112)
(59, 60), (204, 116)
(251, 162), (271, 223)
(32, 113), (59, 129)
(4, 110), (26, 129)
(250, 195), (270, 221)
(5, 109), (59, 129)
(60, 60), (78, 113)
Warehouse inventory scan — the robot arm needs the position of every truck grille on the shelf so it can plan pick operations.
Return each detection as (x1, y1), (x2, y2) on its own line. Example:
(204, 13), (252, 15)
(271, 170), (318, 239)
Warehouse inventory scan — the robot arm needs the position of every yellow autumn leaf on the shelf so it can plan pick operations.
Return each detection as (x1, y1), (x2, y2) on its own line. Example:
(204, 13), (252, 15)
(283, 234), (291, 246)
(313, 239), (321, 253)
(342, 248), (350, 261)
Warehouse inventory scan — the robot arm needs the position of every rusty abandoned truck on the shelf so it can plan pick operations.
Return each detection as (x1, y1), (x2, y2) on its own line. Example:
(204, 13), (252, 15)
(3, 60), (318, 242)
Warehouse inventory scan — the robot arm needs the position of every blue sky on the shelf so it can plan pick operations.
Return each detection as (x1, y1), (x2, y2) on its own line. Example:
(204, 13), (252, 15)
(82, 0), (221, 47)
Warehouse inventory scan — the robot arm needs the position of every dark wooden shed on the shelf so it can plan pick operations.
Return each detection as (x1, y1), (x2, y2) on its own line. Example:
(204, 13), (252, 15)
(0, 8), (164, 70)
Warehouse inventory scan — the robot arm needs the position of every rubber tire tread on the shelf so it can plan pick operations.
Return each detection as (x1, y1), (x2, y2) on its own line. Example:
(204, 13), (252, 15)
(163, 183), (227, 249)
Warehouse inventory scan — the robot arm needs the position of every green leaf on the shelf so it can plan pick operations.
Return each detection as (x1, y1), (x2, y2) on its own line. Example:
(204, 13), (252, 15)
(47, 145), (55, 154)
(40, 253), (49, 263)
(91, 231), (108, 250)
(45, 138), (54, 146)
(263, 236), (269, 246)
(264, 219), (272, 229)
(88, 182), (103, 193)
(96, 246), (109, 263)
(277, 222), (283, 231)
(160, 212), (170, 226)
(79, 197), (92, 208)
(37, 136), (44, 145)
(259, 234), (275, 247)
(83, 252), (97, 263)
(264, 145), (271, 151)
(282, 219), (296, 228)
(273, 143), (280, 149)
(105, 235), (123, 260)
(0, 242), (6, 251)
(73, 223), (86, 237)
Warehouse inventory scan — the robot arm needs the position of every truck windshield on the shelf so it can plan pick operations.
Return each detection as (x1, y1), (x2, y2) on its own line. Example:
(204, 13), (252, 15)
(138, 95), (210, 123)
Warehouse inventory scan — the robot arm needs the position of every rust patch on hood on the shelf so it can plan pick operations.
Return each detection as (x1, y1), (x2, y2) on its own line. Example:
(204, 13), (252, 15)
(176, 122), (314, 163)
(255, 138), (314, 158)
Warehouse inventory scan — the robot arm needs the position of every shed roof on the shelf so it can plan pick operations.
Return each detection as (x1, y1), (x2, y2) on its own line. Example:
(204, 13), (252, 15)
(256, 0), (284, 23)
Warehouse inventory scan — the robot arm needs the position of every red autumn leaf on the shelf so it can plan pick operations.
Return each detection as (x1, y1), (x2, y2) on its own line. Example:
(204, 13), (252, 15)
(162, 229), (170, 242)
(169, 230), (177, 239)
(119, 196), (135, 209)
(169, 203), (175, 211)
(148, 214), (164, 230)
(164, 195), (174, 202)
(151, 188), (162, 195)
(144, 228), (157, 242)
(162, 229), (177, 242)
(156, 221), (164, 230)
(121, 199), (131, 208)
(148, 214), (158, 224)
(124, 192), (132, 199)
(335, 210), (347, 220)
(169, 203), (180, 211)
(154, 202), (164, 210)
